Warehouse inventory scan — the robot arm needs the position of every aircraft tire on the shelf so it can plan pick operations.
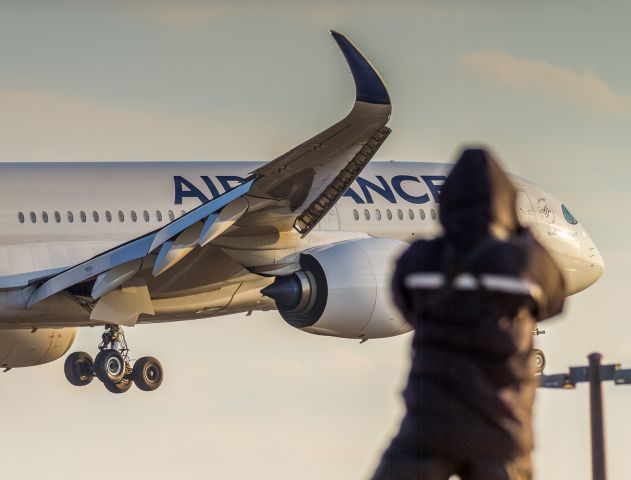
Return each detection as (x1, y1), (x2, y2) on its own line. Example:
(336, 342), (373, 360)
(103, 378), (133, 394)
(532, 348), (546, 374)
(94, 349), (126, 384)
(64, 351), (94, 386)
(132, 356), (163, 391)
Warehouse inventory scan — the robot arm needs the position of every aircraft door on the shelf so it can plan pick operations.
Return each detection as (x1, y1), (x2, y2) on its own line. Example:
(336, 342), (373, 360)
(318, 206), (340, 230)
(515, 189), (538, 235)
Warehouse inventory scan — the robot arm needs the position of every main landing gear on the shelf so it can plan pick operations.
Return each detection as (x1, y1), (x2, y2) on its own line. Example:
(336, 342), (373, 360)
(64, 325), (163, 394)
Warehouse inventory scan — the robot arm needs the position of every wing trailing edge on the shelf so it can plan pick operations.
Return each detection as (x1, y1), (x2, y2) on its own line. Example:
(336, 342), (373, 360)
(27, 178), (255, 308)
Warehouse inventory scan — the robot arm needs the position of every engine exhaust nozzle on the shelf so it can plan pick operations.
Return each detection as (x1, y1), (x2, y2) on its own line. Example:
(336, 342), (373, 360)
(261, 272), (312, 311)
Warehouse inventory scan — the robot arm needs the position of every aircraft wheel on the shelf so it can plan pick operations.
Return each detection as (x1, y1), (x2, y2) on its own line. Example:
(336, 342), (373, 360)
(532, 348), (546, 374)
(104, 378), (133, 394)
(94, 349), (126, 384)
(133, 356), (164, 391)
(64, 351), (94, 386)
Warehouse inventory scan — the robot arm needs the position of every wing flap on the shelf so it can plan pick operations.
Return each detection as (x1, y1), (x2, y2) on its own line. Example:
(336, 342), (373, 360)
(92, 259), (142, 299)
(27, 178), (255, 307)
(198, 196), (249, 246)
(152, 223), (204, 277)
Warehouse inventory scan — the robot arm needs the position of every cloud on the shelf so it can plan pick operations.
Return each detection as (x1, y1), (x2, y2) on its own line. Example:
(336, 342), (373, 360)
(459, 50), (631, 117)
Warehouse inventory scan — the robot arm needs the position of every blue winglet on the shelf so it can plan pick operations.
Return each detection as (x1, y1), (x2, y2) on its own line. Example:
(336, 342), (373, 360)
(331, 31), (390, 105)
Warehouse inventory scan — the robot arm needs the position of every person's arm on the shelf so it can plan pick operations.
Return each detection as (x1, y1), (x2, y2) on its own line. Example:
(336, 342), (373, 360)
(390, 240), (433, 327)
(518, 234), (566, 321)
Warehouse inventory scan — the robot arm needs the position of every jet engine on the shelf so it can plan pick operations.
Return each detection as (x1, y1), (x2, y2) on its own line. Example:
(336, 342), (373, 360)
(0, 328), (77, 368)
(262, 238), (412, 339)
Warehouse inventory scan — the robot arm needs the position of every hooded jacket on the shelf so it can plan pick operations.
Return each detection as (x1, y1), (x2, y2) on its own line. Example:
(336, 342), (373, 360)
(389, 149), (565, 463)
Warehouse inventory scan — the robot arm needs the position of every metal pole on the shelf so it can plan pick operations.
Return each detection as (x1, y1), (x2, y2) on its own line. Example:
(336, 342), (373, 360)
(588, 352), (607, 480)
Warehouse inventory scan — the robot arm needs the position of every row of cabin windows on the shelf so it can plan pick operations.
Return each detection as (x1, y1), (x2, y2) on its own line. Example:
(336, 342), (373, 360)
(352, 208), (437, 222)
(17, 209), (186, 225)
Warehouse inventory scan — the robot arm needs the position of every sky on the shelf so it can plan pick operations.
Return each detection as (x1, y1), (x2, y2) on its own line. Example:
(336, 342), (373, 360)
(1, 2), (631, 479)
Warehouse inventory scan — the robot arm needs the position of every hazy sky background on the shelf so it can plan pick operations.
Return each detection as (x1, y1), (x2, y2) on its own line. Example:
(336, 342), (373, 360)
(1, 2), (630, 479)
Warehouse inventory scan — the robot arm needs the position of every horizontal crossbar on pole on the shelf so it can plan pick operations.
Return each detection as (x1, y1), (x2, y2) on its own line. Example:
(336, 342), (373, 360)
(539, 364), (631, 389)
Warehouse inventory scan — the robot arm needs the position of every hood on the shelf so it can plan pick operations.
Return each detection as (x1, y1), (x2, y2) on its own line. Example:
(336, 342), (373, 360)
(439, 148), (520, 246)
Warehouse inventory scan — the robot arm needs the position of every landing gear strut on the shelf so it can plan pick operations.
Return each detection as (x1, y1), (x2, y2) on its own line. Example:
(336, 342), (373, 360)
(63, 324), (164, 394)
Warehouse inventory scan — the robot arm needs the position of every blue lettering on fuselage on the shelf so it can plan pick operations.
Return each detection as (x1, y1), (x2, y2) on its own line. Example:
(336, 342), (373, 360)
(174, 175), (246, 204)
(341, 175), (445, 204)
(173, 174), (446, 205)
(356, 176), (397, 204)
(391, 175), (430, 204)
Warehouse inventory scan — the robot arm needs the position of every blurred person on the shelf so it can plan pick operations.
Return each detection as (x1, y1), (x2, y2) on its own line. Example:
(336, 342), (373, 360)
(371, 149), (565, 480)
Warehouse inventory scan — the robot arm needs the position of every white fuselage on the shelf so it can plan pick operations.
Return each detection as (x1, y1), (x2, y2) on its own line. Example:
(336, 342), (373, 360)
(0, 161), (603, 328)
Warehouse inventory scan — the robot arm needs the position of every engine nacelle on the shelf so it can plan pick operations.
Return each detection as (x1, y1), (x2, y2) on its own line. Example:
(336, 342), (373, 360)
(0, 328), (76, 368)
(263, 238), (412, 339)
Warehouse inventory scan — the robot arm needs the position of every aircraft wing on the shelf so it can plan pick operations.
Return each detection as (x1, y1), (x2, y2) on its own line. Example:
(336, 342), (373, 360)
(26, 31), (392, 321)
(248, 31), (391, 234)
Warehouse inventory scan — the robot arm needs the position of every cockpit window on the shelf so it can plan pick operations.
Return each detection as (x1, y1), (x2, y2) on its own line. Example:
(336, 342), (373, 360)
(562, 204), (578, 225)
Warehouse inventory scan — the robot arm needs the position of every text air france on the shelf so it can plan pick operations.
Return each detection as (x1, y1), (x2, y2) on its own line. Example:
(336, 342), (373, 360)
(174, 175), (446, 205)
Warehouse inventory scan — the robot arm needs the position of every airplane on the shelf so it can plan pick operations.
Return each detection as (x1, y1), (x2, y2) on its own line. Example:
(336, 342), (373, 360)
(0, 32), (603, 393)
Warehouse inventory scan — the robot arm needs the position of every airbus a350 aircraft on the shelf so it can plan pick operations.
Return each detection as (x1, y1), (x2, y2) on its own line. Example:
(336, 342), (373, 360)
(0, 32), (603, 393)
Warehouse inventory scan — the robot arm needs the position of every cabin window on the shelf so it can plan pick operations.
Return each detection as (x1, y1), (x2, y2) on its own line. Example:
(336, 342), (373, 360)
(117, 211), (124, 222)
(353, 209), (359, 221)
(131, 210), (137, 222)
(419, 209), (426, 220)
(143, 210), (150, 222)
(180, 210), (186, 217)
(93, 211), (99, 222)
(168, 210), (175, 221)
(375, 209), (382, 220)
(408, 209), (414, 220)
(67, 211), (74, 223)
(397, 209), (404, 220)
(156, 210), (163, 222)
(18, 212), (25, 223)
(430, 209), (437, 220)
(42, 211), (48, 223)
(80, 211), (87, 223)
(54, 211), (61, 223)
(364, 209), (370, 220)
(386, 209), (392, 220)
(29, 211), (36, 223)
(105, 211), (112, 223)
